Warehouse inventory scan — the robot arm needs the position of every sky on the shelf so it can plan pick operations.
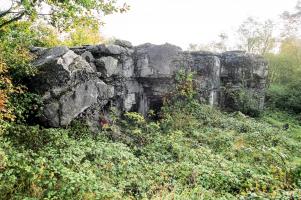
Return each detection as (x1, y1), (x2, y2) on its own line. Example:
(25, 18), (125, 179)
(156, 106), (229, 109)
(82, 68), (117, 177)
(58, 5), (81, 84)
(102, 0), (298, 49)
(0, 0), (298, 49)
(0, 0), (12, 11)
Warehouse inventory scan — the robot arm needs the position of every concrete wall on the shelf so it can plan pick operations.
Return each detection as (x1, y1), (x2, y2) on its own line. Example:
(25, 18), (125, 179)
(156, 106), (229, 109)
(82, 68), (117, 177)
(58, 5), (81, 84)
(30, 40), (268, 129)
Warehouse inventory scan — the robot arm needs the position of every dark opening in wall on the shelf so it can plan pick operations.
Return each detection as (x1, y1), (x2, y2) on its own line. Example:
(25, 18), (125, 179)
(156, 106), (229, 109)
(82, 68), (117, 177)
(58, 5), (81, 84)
(148, 97), (163, 120)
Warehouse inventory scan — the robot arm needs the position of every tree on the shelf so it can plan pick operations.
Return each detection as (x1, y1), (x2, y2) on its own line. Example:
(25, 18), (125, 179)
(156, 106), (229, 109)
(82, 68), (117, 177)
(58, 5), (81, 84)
(0, 1), (129, 123)
(266, 1), (301, 84)
(266, 37), (301, 84)
(188, 33), (229, 53)
(0, 0), (129, 30)
(237, 17), (275, 55)
(63, 17), (105, 46)
(280, 0), (301, 39)
(210, 33), (229, 52)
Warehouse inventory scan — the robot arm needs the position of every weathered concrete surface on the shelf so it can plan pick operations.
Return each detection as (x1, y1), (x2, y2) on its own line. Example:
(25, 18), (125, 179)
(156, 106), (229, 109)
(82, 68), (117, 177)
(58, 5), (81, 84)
(30, 42), (268, 129)
(220, 51), (268, 110)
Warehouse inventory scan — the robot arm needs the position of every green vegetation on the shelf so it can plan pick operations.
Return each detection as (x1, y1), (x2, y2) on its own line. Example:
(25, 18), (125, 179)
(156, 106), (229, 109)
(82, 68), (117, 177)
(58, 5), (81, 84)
(266, 37), (301, 114)
(222, 87), (262, 117)
(1, 98), (301, 199)
(1, 0), (301, 199)
(1, 65), (301, 199)
(189, 1), (301, 116)
(0, 0), (129, 30)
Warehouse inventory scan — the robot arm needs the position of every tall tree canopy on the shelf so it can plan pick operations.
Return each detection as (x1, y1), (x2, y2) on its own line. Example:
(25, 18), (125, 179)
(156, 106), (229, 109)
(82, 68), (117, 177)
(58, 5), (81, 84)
(0, 0), (129, 30)
(237, 17), (275, 55)
(280, 0), (301, 39)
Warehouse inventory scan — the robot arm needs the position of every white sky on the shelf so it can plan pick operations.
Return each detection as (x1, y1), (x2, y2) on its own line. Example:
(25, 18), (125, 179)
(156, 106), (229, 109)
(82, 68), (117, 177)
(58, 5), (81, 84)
(0, 0), (12, 11)
(0, 0), (298, 49)
(102, 0), (298, 49)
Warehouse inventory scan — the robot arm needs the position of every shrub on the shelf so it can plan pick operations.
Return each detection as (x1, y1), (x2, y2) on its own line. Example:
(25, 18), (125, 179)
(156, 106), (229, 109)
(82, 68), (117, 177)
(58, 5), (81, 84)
(0, 21), (39, 124)
(224, 87), (262, 117)
(9, 92), (42, 124)
(5, 124), (54, 150)
(0, 55), (15, 122)
(266, 82), (301, 114)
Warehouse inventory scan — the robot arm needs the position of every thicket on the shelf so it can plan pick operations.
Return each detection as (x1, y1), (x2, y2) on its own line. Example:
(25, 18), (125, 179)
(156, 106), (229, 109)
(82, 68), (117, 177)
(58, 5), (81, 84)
(0, 21), (41, 134)
(266, 37), (301, 115)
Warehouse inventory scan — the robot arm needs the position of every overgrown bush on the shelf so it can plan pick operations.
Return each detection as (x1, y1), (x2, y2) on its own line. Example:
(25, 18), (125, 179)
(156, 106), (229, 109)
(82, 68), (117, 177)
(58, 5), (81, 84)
(265, 37), (301, 115)
(267, 81), (301, 114)
(0, 55), (15, 122)
(0, 21), (41, 125)
(224, 87), (262, 117)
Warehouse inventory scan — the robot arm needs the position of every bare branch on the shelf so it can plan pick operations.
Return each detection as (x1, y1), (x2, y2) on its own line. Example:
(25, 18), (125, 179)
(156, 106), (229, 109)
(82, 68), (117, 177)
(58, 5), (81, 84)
(7, 11), (52, 16)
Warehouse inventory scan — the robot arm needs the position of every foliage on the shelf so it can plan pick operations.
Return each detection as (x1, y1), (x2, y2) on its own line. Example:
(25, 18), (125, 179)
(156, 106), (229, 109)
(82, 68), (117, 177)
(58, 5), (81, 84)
(0, 21), (43, 125)
(266, 37), (301, 85)
(1, 98), (301, 199)
(188, 33), (229, 53)
(62, 17), (105, 46)
(0, 22), (37, 82)
(9, 92), (43, 124)
(265, 37), (301, 114)
(2, 59), (300, 199)
(30, 22), (61, 47)
(174, 69), (196, 99)
(280, 1), (301, 39)
(262, 2), (301, 114)
(248, 1), (301, 115)
(237, 17), (275, 55)
(0, 1), (301, 199)
(163, 68), (196, 106)
(0, 0), (129, 31)
(224, 87), (262, 117)
(266, 81), (301, 114)
(0, 55), (15, 122)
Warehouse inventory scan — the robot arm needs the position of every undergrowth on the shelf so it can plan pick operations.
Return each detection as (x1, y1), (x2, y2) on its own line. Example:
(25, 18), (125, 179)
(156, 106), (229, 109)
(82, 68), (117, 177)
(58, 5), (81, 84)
(0, 100), (301, 199)
(1, 69), (301, 199)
